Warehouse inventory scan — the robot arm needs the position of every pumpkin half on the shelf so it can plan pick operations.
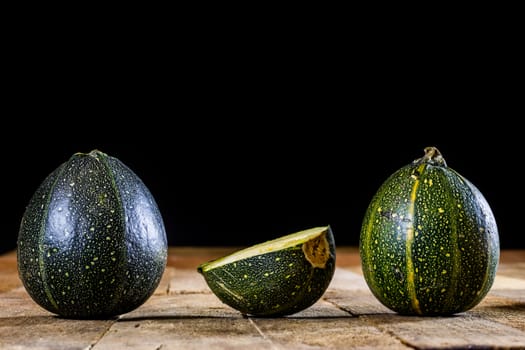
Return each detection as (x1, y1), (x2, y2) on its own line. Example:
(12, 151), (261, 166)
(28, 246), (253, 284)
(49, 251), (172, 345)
(198, 226), (336, 317)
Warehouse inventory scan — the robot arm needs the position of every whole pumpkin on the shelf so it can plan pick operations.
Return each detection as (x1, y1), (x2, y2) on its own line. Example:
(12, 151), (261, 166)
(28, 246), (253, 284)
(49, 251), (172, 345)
(359, 146), (499, 315)
(17, 150), (168, 319)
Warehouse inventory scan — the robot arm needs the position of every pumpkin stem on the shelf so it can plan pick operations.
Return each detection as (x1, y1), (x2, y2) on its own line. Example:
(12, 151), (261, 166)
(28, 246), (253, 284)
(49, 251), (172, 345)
(416, 146), (447, 167)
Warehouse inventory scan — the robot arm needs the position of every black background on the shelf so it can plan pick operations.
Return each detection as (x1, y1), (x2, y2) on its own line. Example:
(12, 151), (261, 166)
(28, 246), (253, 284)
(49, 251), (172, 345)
(2, 21), (521, 254)
(0, 122), (520, 254)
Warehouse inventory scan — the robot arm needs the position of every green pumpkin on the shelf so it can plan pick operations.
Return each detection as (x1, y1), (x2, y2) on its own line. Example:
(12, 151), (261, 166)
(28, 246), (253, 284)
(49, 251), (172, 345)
(359, 146), (499, 315)
(198, 226), (336, 317)
(17, 150), (168, 319)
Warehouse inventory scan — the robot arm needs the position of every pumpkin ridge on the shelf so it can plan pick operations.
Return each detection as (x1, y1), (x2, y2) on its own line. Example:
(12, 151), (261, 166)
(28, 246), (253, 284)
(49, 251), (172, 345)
(406, 163), (425, 314)
(461, 175), (500, 311)
(95, 152), (128, 312)
(362, 186), (382, 293)
(442, 169), (461, 313)
(38, 163), (68, 312)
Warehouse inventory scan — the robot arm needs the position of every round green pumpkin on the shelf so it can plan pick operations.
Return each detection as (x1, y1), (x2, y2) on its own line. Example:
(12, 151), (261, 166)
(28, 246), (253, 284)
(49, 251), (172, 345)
(17, 150), (168, 319)
(359, 146), (499, 315)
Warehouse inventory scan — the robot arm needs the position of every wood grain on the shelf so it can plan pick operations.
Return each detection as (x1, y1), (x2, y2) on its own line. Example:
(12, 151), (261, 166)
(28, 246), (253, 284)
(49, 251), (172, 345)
(1, 247), (524, 349)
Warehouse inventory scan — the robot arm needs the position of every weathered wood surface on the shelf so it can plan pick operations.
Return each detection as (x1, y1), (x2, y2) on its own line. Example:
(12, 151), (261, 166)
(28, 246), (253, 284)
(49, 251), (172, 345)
(1, 247), (524, 349)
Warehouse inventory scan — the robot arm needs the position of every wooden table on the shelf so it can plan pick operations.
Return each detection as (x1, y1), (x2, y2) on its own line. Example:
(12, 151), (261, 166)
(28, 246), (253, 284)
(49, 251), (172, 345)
(1, 247), (524, 349)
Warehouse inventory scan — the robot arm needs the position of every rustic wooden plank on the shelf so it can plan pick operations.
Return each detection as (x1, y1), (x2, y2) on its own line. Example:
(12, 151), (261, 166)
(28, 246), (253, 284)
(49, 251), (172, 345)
(119, 292), (240, 319)
(0, 287), (51, 318)
(493, 273), (525, 290)
(490, 289), (525, 303)
(285, 299), (351, 319)
(324, 268), (394, 315)
(470, 294), (525, 332)
(152, 266), (175, 296)
(1, 247), (525, 350)
(325, 289), (394, 316)
(332, 246), (360, 267)
(253, 317), (410, 350)
(0, 286), (116, 350)
(328, 266), (525, 335)
(250, 288), (410, 349)
(100, 290), (408, 350)
(488, 274), (525, 304)
(326, 266), (525, 348)
(0, 251), (21, 293)
(498, 250), (525, 264)
(168, 268), (210, 295)
(106, 269), (408, 350)
(0, 316), (114, 350)
(364, 313), (525, 349)
(491, 273), (525, 297)
(328, 267), (370, 291)
(92, 318), (273, 350)
(0, 249), (16, 260)
(498, 262), (525, 280)
(94, 293), (272, 350)
(140, 289), (351, 316)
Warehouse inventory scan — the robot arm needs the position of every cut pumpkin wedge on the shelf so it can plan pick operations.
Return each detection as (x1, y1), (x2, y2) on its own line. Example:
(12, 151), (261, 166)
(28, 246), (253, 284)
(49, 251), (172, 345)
(197, 226), (336, 317)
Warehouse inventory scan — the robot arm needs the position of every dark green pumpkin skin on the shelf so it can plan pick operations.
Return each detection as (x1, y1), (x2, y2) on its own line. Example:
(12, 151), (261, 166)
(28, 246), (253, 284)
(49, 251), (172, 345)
(17, 150), (167, 319)
(198, 228), (336, 317)
(359, 147), (499, 315)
